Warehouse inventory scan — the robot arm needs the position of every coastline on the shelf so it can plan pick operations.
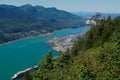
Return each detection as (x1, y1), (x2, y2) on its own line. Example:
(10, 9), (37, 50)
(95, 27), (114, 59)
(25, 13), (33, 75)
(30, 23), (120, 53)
(0, 26), (90, 47)
(4, 26), (90, 80)
(0, 32), (53, 46)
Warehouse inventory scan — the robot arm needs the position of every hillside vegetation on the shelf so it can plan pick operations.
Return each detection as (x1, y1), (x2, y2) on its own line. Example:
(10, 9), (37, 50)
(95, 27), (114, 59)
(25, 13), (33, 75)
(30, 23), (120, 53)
(21, 16), (120, 80)
(0, 4), (84, 44)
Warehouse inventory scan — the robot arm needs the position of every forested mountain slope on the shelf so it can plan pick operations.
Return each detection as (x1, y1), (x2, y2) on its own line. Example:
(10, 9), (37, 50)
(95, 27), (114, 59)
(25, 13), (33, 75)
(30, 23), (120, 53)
(21, 16), (120, 80)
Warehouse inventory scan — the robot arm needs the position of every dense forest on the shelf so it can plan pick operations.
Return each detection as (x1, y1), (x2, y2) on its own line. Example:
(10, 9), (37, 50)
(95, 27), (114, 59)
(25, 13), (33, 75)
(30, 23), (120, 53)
(21, 16), (120, 80)
(0, 4), (85, 44)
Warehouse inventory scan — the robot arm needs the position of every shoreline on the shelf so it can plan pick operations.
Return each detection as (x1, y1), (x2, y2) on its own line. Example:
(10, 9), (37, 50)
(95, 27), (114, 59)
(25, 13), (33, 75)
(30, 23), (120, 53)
(0, 32), (53, 46)
(0, 26), (90, 46)
(9, 26), (90, 79)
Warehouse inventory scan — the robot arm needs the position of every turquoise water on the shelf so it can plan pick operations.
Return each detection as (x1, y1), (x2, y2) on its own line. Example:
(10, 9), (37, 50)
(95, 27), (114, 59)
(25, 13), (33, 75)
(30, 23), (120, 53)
(0, 26), (90, 80)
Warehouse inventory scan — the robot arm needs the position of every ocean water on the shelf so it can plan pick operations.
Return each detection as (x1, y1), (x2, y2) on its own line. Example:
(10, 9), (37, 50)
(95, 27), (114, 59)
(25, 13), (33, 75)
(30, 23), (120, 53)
(0, 26), (90, 80)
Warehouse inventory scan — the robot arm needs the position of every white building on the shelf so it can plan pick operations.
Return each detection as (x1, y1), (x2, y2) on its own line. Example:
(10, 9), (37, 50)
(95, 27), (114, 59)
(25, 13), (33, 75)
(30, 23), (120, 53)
(86, 20), (96, 25)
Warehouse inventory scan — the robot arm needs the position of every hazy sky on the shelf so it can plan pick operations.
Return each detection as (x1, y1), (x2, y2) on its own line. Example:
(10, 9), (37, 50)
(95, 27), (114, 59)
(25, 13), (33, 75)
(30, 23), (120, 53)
(0, 0), (120, 13)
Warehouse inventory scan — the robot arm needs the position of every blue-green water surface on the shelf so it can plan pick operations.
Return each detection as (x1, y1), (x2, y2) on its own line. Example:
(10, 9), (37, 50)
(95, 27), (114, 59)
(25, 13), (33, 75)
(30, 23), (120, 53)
(0, 26), (90, 80)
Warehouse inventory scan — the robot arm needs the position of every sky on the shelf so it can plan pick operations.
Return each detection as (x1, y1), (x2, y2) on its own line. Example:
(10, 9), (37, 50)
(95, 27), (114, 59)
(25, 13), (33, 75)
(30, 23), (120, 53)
(0, 0), (120, 13)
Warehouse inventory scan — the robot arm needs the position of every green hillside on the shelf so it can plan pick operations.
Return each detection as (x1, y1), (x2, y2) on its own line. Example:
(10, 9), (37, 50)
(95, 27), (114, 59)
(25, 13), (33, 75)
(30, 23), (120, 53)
(21, 16), (120, 80)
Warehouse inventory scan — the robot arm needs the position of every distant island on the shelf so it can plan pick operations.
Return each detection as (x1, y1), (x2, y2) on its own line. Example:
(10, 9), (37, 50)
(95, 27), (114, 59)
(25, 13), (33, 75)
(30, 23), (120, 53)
(0, 4), (85, 45)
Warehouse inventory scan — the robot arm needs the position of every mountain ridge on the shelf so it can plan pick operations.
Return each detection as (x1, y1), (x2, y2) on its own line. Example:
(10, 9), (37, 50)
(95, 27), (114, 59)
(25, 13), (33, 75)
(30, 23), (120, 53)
(0, 4), (85, 44)
(0, 4), (83, 32)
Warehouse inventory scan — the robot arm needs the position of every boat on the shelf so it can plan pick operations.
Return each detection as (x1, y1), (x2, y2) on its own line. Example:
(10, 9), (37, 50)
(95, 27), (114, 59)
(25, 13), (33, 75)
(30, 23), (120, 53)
(11, 66), (38, 80)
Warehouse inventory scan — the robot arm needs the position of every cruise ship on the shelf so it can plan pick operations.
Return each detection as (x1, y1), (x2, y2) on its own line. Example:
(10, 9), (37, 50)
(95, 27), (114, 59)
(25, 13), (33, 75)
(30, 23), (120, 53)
(86, 12), (101, 25)
(11, 66), (38, 80)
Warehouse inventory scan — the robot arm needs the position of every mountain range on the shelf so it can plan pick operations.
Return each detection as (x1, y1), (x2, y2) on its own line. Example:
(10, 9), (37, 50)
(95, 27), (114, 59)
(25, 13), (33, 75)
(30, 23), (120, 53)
(0, 4), (85, 44)
(0, 4), (84, 33)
